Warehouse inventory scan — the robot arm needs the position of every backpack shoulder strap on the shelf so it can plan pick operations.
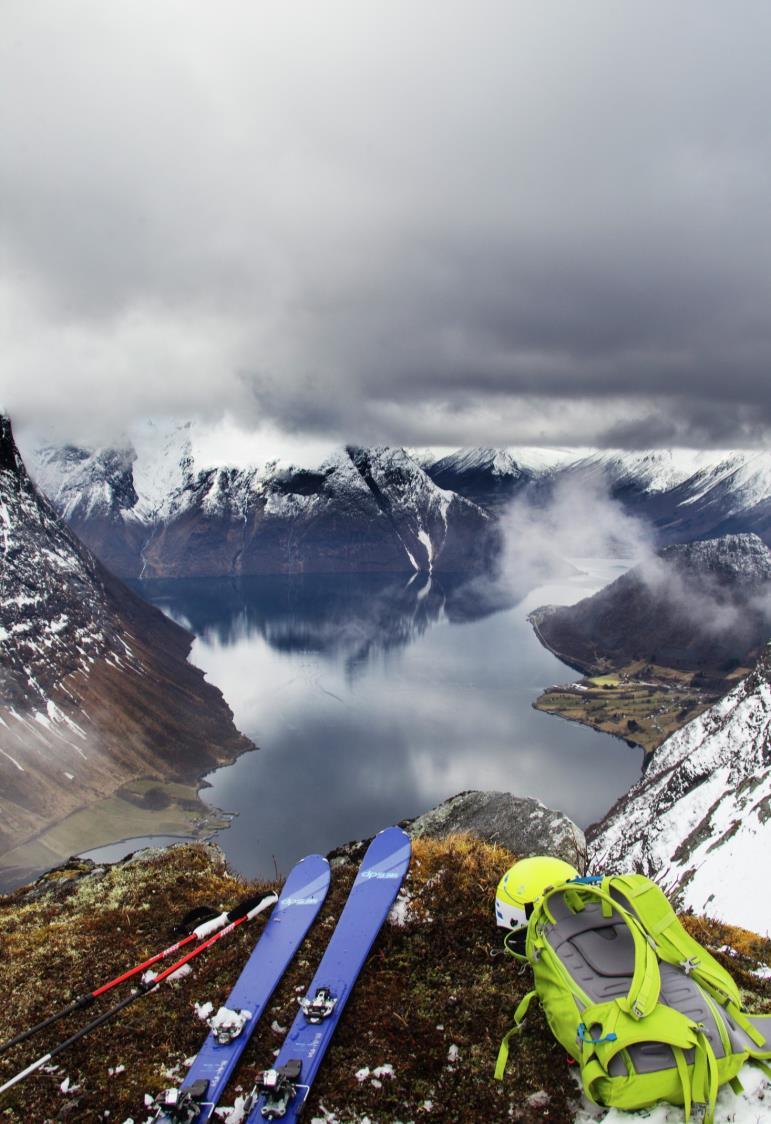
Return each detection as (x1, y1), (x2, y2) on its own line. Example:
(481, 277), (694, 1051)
(609, 875), (741, 1001)
(536, 882), (661, 1020)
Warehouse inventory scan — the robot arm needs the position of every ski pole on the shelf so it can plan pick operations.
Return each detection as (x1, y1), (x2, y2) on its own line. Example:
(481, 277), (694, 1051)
(0, 891), (278, 1096)
(0, 893), (269, 1058)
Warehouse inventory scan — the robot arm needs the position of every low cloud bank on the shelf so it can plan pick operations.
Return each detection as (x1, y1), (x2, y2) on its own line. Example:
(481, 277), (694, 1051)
(498, 476), (653, 592)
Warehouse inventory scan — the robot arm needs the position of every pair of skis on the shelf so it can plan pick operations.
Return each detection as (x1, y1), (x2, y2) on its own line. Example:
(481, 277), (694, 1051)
(156, 826), (411, 1123)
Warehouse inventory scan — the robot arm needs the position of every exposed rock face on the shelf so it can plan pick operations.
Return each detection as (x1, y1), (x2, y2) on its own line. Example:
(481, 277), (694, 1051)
(31, 436), (498, 578)
(532, 533), (771, 676)
(407, 790), (586, 868)
(588, 648), (771, 935)
(0, 416), (251, 862)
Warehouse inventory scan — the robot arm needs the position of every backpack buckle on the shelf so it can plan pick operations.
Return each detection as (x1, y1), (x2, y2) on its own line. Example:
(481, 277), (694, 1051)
(578, 1023), (618, 1045)
(680, 957), (699, 975)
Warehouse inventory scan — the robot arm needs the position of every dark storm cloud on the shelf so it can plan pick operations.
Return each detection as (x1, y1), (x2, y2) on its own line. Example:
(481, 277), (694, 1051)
(1, 1), (770, 448)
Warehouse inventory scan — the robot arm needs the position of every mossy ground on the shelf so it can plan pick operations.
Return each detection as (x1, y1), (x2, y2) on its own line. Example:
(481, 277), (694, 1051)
(0, 839), (769, 1124)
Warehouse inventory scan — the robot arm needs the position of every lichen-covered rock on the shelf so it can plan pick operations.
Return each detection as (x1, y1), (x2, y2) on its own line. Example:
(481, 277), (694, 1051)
(406, 790), (586, 869)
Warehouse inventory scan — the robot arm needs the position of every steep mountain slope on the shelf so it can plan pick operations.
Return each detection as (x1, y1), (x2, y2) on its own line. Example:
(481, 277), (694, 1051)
(29, 432), (771, 581)
(30, 436), (497, 578)
(0, 417), (250, 868)
(421, 447), (533, 512)
(588, 647), (771, 934)
(546, 449), (771, 546)
(532, 534), (771, 676)
(31, 421), (195, 576)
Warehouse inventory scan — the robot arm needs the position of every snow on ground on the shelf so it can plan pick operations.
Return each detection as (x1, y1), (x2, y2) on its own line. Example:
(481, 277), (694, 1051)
(590, 657), (771, 935)
(574, 1064), (770, 1124)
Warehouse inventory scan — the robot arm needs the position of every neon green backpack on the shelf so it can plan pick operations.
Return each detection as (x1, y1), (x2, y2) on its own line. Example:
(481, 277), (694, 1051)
(495, 873), (771, 1122)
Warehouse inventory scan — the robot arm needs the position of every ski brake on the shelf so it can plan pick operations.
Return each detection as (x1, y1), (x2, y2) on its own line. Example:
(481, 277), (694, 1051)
(155, 1079), (210, 1123)
(254, 1059), (305, 1119)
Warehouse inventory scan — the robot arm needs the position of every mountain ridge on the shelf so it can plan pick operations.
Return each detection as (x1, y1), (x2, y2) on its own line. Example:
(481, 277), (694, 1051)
(25, 431), (771, 582)
(28, 432), (499, 579)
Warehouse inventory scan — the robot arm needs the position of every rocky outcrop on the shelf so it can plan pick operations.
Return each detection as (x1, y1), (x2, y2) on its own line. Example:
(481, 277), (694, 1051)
(0, 416), (252, 863)
(406, 790), (586, 868)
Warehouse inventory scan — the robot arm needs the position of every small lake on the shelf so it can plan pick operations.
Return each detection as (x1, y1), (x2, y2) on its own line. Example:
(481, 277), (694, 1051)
(137, 559), (641, 883)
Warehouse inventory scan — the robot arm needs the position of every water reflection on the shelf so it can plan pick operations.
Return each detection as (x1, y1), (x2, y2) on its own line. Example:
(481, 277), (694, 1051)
(137, 562), (641, 883)
(136, 571), (516, 680)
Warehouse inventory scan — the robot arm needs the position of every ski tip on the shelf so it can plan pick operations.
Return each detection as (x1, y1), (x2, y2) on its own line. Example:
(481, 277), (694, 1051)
(375, 825), (410, 842)
(296, 853), (329, 867)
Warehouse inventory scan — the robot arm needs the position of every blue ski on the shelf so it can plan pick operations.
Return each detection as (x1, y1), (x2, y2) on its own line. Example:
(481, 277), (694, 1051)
(154, 854), (330, 1124)
(245, 826), (411, 1122)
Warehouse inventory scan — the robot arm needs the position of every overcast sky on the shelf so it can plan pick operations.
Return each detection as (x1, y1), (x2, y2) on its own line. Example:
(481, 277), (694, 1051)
(2, 1), (771, 452)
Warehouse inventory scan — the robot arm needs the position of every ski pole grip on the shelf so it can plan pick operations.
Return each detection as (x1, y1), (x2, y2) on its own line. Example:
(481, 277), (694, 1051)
(193, 912), (229, 940)
(246, 892), (278, 920)
(229, 891), (277, 924)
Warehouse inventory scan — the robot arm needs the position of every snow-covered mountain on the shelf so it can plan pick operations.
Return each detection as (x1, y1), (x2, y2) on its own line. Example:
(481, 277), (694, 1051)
(0, 416), (249, 871)
(547, 449), (771, 546)
(28, 431), (498, 579)
(421, 446), (771, 546)
(588, 645), (771, 935)
(419, 447), (533, 513)
(26, 428), (771, 579)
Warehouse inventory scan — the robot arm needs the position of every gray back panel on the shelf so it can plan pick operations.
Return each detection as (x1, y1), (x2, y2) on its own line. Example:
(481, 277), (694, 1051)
(541, 890), (754, 1076)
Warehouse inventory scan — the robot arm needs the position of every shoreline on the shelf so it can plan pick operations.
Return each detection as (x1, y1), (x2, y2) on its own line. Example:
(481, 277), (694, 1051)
(528, 611), (735, 759)
(0, 770), (240, 895)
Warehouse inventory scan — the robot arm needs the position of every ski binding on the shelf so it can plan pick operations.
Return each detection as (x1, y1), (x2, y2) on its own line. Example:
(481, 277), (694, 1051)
(155, 1079), (209, 1123)
(206, 1005), (252, 1044)
(299, 986), (337, 1023)
(256, 1059), (303, 1119)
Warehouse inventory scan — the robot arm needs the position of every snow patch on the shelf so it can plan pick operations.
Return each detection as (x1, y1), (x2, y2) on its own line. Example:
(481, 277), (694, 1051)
(573, 1062), (769, 1123)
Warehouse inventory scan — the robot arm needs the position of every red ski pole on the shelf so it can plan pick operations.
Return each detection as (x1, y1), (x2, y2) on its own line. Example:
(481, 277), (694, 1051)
(0, 892), (272, 1057)
(0, 890), (277, 1096)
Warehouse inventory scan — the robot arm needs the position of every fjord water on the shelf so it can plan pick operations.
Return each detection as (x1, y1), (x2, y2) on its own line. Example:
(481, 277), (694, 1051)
(137, 560), (640, 883)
